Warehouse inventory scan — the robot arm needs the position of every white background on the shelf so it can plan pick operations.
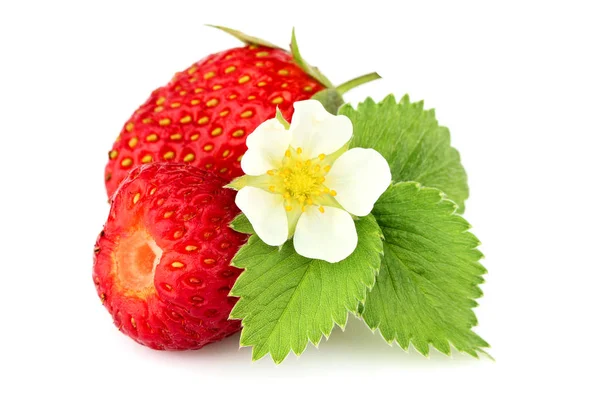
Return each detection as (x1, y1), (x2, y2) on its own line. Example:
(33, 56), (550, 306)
(1, 1), (598, 399)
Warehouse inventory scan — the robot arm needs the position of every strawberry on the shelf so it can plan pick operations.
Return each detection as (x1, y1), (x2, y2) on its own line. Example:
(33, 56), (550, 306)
(104, 45), (325, 197)
(93, 163), (248, 350)
(104, 27), (380, 198)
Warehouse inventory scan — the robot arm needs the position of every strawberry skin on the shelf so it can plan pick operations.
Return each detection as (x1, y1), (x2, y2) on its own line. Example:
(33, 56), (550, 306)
(105, 45), (325, 197)
(93, 163), (248, 350)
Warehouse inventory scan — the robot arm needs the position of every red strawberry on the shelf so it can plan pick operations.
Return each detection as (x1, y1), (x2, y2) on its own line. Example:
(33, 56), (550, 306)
(104, 44), (325, 197)
(93, 163), (248, 350)
(104, 27), (381, 198)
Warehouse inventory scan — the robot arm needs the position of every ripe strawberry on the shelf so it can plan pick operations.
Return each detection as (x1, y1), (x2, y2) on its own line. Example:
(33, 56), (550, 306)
(93, 163), (248, 350)
(104, 44), (326, 197)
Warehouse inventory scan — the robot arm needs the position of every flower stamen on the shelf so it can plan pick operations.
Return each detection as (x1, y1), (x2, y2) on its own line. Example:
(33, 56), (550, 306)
(262, 145), (339, 214)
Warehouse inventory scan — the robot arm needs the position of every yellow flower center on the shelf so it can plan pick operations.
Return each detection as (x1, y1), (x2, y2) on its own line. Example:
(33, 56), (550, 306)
(286, 162), (323, 198)
(267, 147), (336, 213)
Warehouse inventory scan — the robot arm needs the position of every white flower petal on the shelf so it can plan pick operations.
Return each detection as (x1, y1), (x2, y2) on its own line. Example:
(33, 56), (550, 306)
(235, 187), (288, 246)
(293, 206), (357, 263)
(289, 100), (352, 159)
(326, 148), (391, 216)
(241, 118), (291, 175)
(240, 150), (274, 177)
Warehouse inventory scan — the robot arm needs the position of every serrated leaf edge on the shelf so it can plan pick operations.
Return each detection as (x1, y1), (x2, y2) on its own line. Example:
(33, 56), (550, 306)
(339, 94), (469, 213)
(360, 181), (490, 359)
(228, 216), (384, 363)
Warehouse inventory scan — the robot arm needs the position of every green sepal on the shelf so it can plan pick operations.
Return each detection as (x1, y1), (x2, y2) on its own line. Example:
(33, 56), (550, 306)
(290, 28), (334, 88)
(230, 213), (255, 235)
(275, 107), (291, 129)
(224, 175), (246, 191)
(206, 25), (282, 49)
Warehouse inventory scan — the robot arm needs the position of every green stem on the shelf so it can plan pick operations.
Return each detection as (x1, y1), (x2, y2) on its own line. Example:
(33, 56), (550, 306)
(336, 72), (382, 95)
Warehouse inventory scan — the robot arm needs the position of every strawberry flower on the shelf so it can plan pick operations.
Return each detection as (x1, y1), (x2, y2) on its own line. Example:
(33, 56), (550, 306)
(231, 100), (391, 263)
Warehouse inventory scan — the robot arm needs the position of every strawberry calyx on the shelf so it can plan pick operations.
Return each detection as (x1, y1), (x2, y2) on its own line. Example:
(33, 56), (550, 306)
(310, 89), (344, 115)
(289, 27), (334, 88)
(206, 24), (283, 50)
(209, 24), (381, 113)
(313, 72), (383, 114)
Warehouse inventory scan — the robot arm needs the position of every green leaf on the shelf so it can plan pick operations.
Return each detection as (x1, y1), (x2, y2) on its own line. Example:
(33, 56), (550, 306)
(290, 28), (334, 88)
(362, 182), (489, 357)
(206, 25), (282, 49)
(230, 213), (255, 235)
(339, 95), (469, 213)
(230, 214), (383, 363)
